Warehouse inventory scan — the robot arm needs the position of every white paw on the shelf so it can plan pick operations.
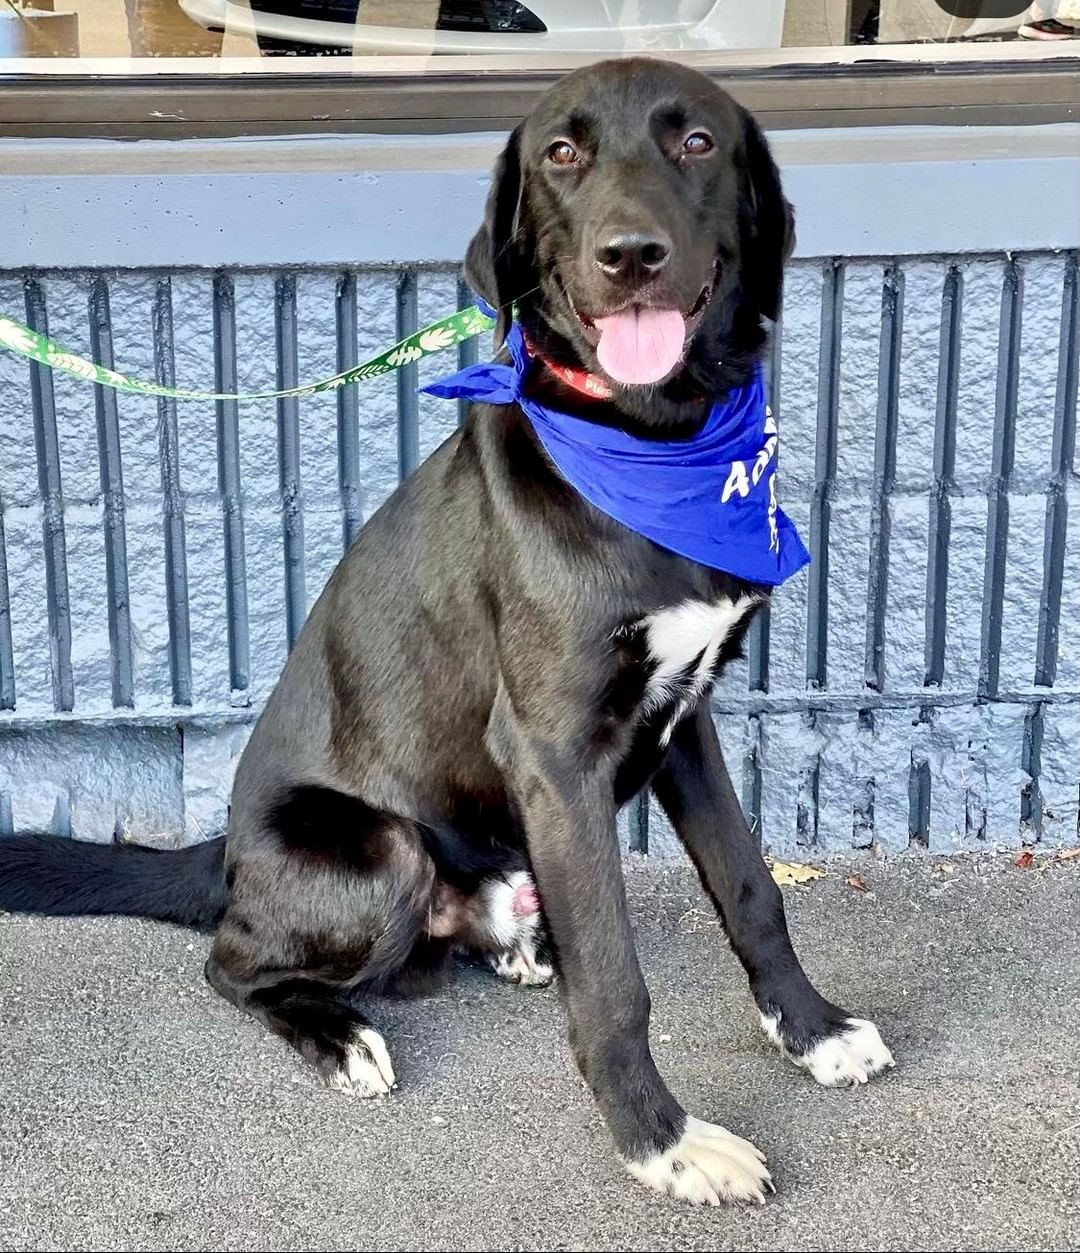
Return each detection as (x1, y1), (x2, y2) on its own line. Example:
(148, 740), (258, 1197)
(625, 1116), (772, 1206)
(489, 943), (554, 986)
(761, 1012), (894, 1088)
(326, 1028), (397, 1098)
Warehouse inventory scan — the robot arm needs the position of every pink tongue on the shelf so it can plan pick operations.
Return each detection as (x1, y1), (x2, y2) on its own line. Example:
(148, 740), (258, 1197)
(594, 307), (686, 386)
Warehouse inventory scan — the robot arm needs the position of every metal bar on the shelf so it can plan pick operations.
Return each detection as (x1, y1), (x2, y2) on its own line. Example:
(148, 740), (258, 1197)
(1021, 703), (1044, 838)
(924, 265), (963, 688)
(978, 259), (1022, 700)
(1023, 253), (1079, 843)
(627, 790), (649, 855)
(742, 714), (764, 847)
(0, 684), (1074, 736)
(741, 327), (784, 847)
(853, 776), (875, 849)
(1035, 251), (1078, 690)
(24, 277), (74, 713)
(396, 270), (420, 481)
(864, 263), (904, 692)
(2, 57), (1077, 138)
(152, 278), (193, 707)
(88, 277), (134, 709)
(796, 739), (821, 846)
(9, 105), (1078, 141)
(696, 689), (1080, 715)
(806, 261), (843, 691)
(456, 275), (480, 429)
(275, 274), (306, 651)
(212, 273), (251, 695)
(908, 751), (931, 847)
(336, 271), (363, 551)
(748, 324), (782, 695)
(0, 502), (13, 711)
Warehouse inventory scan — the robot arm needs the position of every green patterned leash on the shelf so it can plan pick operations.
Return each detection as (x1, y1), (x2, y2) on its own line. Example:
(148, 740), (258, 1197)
(0, 304), (496, 401)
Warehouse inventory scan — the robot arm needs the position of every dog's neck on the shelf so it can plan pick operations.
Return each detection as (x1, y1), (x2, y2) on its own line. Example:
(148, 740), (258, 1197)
(516, 289), (769, 441)
(522, 335), (615, 401)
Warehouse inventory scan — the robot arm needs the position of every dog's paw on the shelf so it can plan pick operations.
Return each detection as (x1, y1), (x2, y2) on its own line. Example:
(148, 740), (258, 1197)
(624, 1116), (772, 1206)
(488, 943), (554, 987)
(324, 1027), (398, 1098)
(761, 1011), (894, 1088)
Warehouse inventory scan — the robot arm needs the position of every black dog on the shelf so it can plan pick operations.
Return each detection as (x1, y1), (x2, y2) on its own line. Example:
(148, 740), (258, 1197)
(0, 58), (893, 1205)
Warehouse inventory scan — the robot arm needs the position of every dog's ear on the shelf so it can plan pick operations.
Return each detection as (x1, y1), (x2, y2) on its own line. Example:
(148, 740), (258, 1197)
(464, 124), (527, 347)
(738, 108), (795, 324)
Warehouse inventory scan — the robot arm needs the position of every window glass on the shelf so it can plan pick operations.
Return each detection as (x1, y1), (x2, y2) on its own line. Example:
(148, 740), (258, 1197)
(0, 1), (1072, 61)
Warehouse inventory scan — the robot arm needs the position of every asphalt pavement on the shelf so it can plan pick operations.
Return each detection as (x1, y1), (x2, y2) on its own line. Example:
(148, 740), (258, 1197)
(1, 851), (1078, 1252)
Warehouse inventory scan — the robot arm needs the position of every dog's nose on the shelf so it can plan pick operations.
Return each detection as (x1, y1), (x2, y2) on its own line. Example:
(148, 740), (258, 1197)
(594, 231), (672, 284)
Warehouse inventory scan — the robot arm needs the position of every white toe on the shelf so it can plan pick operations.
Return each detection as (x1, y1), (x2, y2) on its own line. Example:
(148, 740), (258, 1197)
(327, 1027), (397, 1097)
(625, 1116), (772, 1206)
(762, 1012), (894, 1088)
(490, 944), (554, 986)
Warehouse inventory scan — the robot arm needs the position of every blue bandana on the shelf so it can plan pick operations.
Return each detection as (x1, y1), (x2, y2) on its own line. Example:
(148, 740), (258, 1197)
(423, 315), (810, 587)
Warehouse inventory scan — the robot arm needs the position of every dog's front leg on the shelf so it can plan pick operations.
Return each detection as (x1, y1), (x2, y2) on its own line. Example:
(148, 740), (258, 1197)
(503, 727), (771, 1205)
(652, 702), (895, 1088)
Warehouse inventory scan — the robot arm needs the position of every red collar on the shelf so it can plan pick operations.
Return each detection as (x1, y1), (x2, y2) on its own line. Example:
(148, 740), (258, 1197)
(523, 335), (614, 401)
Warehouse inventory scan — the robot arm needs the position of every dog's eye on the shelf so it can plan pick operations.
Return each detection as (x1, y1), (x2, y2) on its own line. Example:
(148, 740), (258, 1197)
(682, 132), (714, 156)
(547, 141), (579, 167)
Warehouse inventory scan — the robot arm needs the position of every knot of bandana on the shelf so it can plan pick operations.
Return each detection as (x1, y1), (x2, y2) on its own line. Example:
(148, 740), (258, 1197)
(423, 308), (810, 587)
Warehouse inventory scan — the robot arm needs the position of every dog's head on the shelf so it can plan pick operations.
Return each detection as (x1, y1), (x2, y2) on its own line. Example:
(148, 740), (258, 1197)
(465, 58), (794, 424)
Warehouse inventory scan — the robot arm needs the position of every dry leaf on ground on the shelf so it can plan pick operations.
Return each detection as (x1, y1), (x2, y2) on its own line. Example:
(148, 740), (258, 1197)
(846, 874), (869, 893)
(1052, 847), (1080, 864)
(767, 859), (825, 887)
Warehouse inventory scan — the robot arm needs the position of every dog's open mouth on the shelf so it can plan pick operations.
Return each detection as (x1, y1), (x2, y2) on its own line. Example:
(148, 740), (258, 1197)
(571, 283), (712, 388)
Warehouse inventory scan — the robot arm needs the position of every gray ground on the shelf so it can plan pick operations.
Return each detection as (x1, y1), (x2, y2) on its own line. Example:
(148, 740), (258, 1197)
(1, 852), (1078, 1253)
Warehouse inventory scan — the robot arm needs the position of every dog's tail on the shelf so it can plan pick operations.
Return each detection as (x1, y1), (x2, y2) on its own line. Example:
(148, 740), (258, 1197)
(0, 834), (228, 931)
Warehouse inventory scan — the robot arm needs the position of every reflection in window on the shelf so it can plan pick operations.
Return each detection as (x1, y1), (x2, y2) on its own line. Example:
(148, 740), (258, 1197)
(0, 0), (1070, 60)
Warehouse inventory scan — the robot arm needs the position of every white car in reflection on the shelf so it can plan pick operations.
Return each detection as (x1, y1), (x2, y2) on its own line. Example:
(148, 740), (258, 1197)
(177, 0), (789, 55)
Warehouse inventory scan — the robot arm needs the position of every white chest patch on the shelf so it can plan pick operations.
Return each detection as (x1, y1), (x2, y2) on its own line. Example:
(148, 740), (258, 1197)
(642, 594), (758, 738)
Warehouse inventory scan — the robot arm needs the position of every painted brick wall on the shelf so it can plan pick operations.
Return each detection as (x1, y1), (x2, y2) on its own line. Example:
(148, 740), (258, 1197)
(0, 254), (1076, 855)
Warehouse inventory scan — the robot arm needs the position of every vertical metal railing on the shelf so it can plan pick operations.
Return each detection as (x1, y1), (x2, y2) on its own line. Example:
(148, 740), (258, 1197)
(24, 278), (74, 713)
(0, 256), (1074, 851)
(213, 273), (251, 696)
(89, 277), (134, 710)
(335, 271), (364, 554)
(274, 274), (306, 653)
(152, 277), (193, 706)
(396, 270), (420, 482)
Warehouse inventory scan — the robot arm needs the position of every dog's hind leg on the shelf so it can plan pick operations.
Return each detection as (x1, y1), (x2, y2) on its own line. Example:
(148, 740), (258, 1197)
(205, 785), (435, 1095)
(450, 870), (555, 987)
(207, 969), (399, 1096)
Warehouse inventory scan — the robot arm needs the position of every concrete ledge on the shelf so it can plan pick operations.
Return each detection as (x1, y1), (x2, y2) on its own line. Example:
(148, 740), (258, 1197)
(1, 125), (1078, 268)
